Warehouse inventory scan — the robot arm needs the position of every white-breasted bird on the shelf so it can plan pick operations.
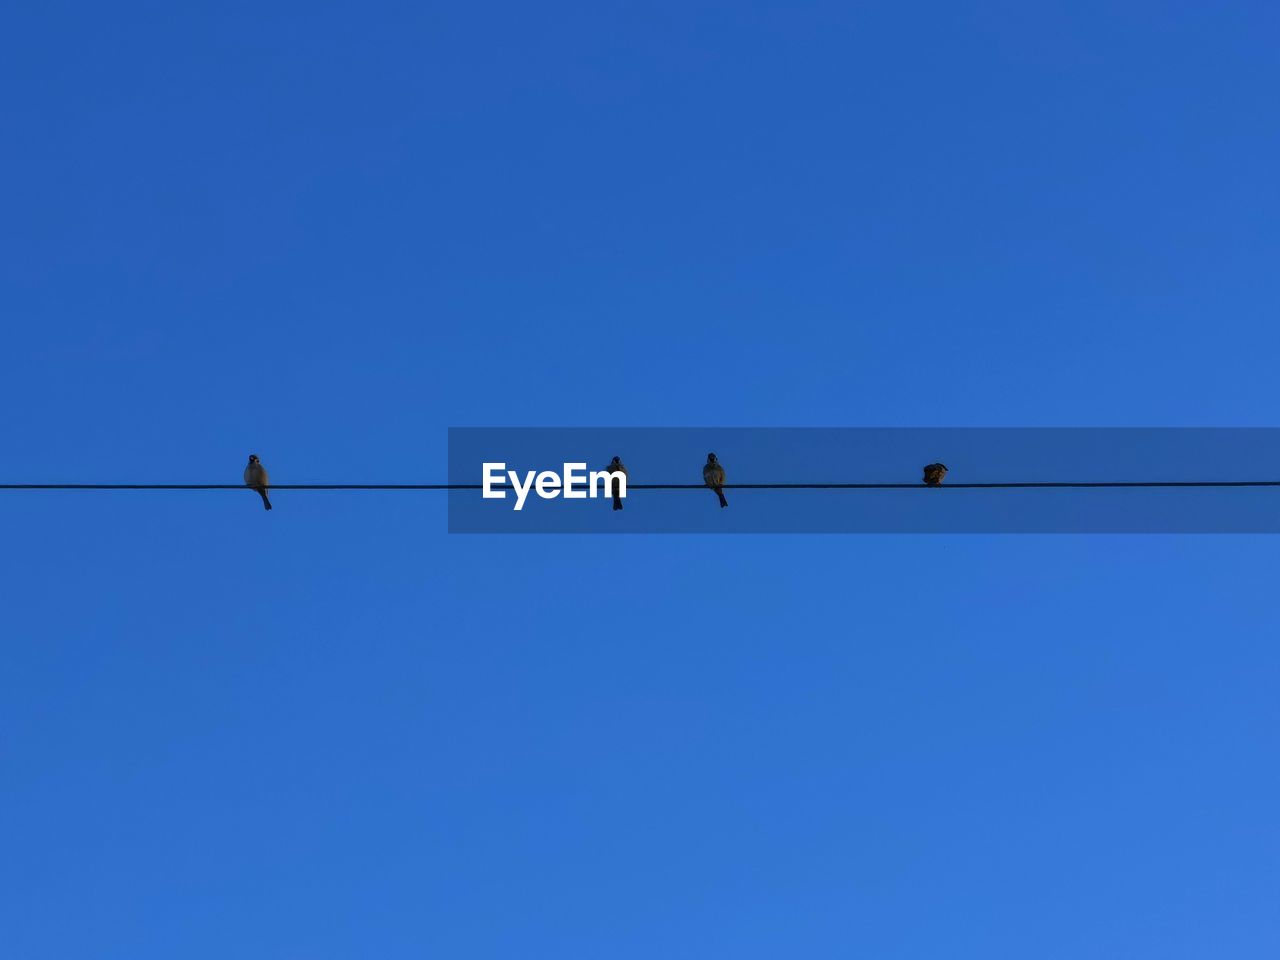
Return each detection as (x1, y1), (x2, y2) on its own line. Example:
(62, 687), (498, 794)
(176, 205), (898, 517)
(922, 462), (948, 487)
(703, 453), (728, 508)
(244, 454), (272, 511)
(606, 456), (627, 511)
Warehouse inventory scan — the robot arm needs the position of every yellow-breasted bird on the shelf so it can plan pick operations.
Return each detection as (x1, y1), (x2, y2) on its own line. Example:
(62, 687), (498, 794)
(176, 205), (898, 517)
(606, 456), (627, 510)
(244, 454), (272, 511)
(703, 453), (728, 508)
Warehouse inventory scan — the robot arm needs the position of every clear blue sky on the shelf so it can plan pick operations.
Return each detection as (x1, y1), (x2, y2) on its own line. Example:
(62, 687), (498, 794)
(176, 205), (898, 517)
(3, 2), (1280, 957)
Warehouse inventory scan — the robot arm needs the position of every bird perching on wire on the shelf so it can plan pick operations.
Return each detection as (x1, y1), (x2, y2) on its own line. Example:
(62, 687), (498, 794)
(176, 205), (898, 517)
(704, 453), (728, 508)
(244, 454), (272, 511)
(922, 463), (948, 487)
(606, 456), (627, 511)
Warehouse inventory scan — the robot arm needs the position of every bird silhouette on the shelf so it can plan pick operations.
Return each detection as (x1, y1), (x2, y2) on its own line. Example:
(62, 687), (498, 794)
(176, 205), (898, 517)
(244, 454), (272, 510)
(922, 463), (948, 487)
(606, 456), (627, 510)
(703, 453), (728, 508)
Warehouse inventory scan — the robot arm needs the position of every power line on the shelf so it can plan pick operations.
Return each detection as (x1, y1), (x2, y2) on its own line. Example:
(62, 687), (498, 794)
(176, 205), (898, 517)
(1, 481), (1279, 491)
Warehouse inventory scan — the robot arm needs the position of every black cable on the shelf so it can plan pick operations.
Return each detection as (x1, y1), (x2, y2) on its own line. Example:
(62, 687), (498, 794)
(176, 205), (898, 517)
(2, 481), (1279, 491)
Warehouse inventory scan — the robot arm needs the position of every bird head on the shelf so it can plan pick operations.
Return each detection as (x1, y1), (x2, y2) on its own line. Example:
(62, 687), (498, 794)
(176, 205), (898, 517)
(611, 457), (621, 465)
(248, 454), (260, 463)
(707, 453), (717, 463)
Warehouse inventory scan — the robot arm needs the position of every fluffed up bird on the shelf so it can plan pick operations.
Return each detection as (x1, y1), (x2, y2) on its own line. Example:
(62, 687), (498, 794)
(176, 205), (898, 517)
(923, 463), (948, 487)
(606, 456), (628, 511)
(244, 454), (272, 510)
(703, 453), (728, 508)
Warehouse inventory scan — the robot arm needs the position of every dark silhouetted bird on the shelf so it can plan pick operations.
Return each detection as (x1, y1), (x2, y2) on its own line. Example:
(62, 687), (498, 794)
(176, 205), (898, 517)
(244, 454), (272, 510)
(703, 453), (728, 508)
(923, 463), (948, 487)
(606, 456), (627, 510)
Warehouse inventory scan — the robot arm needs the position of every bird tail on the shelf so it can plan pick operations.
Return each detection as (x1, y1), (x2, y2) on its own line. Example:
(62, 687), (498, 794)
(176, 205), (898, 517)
(613, 493), (623, 511)
(716, 486), (728, 508)
(258, 487), (273, 511)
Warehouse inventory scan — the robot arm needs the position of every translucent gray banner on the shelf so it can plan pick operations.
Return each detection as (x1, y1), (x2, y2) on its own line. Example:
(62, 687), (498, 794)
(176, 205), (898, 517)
(447, 428), (1280, 533)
